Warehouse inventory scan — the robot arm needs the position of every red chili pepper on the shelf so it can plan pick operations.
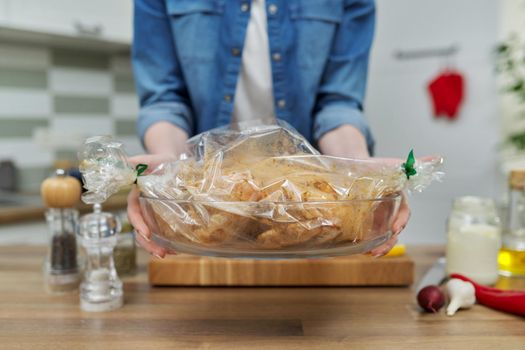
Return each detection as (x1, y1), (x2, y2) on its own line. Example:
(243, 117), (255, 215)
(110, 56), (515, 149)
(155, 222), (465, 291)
(451, 273), (525, 317)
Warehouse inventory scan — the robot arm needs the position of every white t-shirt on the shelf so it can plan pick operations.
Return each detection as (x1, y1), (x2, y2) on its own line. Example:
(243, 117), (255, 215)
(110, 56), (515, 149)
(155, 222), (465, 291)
(232, 0), (276, 123)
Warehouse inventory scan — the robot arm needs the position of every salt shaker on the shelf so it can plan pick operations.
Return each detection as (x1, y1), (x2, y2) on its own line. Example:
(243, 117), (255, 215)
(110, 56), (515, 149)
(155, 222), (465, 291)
(78, 204), (123, 312)
(41, 169), (82, 294)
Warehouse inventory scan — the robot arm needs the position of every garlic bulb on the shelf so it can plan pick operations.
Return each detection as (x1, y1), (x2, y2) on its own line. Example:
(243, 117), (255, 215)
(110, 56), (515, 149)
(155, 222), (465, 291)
(446, 278), (476, 316)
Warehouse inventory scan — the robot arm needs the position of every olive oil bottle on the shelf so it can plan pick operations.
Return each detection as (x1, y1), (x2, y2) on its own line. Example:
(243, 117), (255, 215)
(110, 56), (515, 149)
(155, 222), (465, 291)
(499, 170), (525, 276)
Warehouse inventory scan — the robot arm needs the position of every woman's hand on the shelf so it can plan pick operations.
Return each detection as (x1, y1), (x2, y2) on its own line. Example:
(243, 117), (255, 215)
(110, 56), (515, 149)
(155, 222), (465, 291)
(129, 122), (188, 257)
(127, 154), (177, 258)
(318, 124), (411, 256)
(368, 194), (410, 257)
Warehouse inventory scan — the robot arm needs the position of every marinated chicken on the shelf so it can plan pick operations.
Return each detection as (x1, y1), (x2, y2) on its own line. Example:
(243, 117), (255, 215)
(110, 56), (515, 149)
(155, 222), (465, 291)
(140, 153), (402, 249)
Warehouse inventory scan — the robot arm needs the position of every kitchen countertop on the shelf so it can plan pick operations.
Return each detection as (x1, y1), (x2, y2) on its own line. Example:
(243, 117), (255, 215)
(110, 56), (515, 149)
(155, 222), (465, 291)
(0, 246), (523, 350)
(0, 192), (129, 225)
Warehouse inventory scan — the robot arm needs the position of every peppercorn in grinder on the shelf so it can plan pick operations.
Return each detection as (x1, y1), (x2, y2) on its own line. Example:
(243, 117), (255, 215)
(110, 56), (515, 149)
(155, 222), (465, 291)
(40, 169), (82, 294)
(78, 203), (123, 312)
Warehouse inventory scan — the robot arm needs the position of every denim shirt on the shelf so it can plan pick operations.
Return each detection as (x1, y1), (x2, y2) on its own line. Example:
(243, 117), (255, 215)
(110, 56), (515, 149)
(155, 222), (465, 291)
(133, 0), (376, 154)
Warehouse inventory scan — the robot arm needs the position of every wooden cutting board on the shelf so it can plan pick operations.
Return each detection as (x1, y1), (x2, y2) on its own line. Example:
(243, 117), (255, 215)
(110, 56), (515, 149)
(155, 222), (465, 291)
(148, 254), (414, 286)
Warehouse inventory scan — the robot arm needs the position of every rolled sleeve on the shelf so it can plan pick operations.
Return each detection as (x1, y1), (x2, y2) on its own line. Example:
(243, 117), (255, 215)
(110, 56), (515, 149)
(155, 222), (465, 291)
(133, 0), (193, 146)
(313, 103), (375, 155)
(136, 102), (194, 145)
(313, 0), (376, 155)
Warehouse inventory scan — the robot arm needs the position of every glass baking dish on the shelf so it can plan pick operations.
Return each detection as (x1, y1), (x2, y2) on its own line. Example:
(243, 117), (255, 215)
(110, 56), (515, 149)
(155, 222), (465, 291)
(139, 194), (401, 259)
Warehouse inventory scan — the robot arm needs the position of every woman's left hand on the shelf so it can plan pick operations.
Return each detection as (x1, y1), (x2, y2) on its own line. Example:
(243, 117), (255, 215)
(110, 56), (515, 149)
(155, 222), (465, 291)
(318, 124), (412, 256)
(368, 194), (410, 257)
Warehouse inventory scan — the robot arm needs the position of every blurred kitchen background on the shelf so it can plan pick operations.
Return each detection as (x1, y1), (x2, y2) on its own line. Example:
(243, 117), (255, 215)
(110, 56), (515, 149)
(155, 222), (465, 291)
(0, 0), (524, 245)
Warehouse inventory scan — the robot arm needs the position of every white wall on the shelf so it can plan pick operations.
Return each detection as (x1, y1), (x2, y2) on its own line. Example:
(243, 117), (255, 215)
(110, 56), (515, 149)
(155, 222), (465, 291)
(366, 0), (501, 244)
(499, 0), (525, 37)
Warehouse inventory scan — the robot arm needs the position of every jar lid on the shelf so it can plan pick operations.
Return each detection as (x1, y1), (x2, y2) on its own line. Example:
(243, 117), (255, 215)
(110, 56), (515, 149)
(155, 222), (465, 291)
(41, 168), (82, 208)
(452, 196), (497, 214)
(79, 204), (120, 239)
(509, 169), (525, 190)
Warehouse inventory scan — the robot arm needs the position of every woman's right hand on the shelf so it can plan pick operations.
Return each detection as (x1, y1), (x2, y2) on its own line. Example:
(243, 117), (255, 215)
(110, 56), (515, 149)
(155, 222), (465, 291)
(127, 154), (177, 258)
(131, 122), (189, 257)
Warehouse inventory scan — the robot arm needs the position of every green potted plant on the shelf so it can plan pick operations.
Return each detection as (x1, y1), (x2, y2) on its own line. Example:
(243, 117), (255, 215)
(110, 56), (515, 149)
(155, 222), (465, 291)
(496, 34), (525, 153)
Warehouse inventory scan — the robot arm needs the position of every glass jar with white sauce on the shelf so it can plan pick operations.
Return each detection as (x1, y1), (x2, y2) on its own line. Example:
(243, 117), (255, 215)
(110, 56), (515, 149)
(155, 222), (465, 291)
(446, 196), (501, 285)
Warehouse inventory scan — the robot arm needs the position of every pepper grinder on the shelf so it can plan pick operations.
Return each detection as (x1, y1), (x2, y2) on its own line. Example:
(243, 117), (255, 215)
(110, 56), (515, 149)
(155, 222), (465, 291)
(78, 203), (123, 312)
(40, 169), (82, 294)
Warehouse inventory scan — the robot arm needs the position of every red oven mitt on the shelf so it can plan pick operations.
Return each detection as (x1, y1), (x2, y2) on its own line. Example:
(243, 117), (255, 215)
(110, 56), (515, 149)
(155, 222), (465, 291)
(427, 70), (465, 120)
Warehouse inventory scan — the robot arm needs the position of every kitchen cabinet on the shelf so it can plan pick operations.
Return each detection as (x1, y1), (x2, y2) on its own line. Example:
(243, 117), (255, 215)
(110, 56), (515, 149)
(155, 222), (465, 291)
(0, 0), (132, 44)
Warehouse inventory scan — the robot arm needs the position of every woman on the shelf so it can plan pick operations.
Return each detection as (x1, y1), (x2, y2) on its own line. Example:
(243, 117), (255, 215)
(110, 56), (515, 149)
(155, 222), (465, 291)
(128, 0), (410, 258)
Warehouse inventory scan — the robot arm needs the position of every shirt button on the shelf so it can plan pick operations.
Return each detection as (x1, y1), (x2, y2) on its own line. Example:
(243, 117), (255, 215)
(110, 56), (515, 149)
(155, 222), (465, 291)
(224, 95), (232, 102)
(240, 3), (249, 12)
(268, 4), (278, 15)
(231, 48), (241, 56)
(277, 99), (286, 109)
(272, 52), (281, 62)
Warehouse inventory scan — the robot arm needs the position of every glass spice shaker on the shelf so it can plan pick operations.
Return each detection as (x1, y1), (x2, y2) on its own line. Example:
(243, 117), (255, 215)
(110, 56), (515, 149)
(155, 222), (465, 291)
(446, 196), (501, 285)
(40, 169), (82, 294)
(78, 203), (123, 312)
(113, 212), (137, 276)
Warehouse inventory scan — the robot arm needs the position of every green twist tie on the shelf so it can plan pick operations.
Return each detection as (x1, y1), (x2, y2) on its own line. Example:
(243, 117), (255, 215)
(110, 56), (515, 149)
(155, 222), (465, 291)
(402, 150), (417, 180)
(136, 163), (148, 177)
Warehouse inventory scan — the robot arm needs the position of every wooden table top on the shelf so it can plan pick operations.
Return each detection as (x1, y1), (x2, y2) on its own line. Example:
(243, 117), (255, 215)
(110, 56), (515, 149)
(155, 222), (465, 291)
(0, 193), (128, 225)
(0, 245), (523, 350)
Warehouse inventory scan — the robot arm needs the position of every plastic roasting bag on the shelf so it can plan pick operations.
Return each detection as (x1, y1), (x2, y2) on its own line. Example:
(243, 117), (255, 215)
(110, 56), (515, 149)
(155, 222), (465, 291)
(79, 122), (443, 255)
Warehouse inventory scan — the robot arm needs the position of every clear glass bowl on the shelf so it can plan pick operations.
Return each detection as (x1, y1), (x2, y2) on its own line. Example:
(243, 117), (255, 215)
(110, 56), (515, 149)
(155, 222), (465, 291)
(139, 194), (401, 259)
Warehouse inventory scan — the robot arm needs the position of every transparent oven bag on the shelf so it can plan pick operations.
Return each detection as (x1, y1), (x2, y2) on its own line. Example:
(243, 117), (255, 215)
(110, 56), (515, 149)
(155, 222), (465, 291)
(79, 122), (443, 257)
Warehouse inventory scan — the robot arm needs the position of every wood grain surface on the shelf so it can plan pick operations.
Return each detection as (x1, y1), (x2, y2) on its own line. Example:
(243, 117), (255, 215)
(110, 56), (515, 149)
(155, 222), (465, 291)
(149, 254), (414, 286)
(0, 192), (128, 225)
(0, 245), (523, 350)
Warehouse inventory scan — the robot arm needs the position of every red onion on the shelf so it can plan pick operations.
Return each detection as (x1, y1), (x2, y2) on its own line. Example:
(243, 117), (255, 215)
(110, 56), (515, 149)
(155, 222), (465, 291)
(417, 285), (445, 313)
